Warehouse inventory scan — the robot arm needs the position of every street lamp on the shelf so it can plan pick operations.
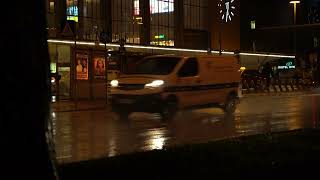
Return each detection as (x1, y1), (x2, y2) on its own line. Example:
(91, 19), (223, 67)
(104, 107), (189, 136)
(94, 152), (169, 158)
(290, 1), (300, 25)
(290, 1), (300, 56)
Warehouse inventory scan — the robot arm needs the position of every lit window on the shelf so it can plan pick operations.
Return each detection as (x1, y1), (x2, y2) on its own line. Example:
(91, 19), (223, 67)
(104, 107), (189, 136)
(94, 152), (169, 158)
(49, 2), (55, 13)
(134, 0), (140, 16)
(66, 0), (78, 22)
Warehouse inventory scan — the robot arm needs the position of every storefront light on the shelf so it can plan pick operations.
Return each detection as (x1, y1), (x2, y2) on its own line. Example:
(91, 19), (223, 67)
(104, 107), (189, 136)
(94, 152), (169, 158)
(47, 39), (295, 59)
(240, 52), (295, 59)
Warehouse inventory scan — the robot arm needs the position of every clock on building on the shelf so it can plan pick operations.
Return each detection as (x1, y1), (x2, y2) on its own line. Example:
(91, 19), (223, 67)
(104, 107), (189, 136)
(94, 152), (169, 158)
(218, 0), (236, 23)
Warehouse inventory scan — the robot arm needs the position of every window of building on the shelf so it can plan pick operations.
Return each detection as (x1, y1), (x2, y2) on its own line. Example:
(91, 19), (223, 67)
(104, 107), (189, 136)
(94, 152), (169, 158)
(65, 0), (106, 41)
(81, 0), (103, 41)
(49, 1), (55, 14)
(66, 0), (79, 22)
(150, 0), (175, 46)
(112, 0), (141, 44)
(47, 0), (56, 34)
(184, 0), (208, 30)
(134, 0), (140, 15)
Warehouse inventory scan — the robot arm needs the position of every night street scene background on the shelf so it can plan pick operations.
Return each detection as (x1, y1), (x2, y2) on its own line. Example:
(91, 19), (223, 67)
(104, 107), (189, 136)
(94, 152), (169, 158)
(3, 0), (320, 179)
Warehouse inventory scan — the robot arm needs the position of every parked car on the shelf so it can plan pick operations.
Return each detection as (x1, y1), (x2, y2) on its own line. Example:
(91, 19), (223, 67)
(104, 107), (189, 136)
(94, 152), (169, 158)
(241, 69), (267, 90)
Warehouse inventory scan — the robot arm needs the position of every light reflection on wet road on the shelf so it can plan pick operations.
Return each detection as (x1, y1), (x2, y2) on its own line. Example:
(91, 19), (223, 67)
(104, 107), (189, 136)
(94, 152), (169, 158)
(53, 93), (320, 164)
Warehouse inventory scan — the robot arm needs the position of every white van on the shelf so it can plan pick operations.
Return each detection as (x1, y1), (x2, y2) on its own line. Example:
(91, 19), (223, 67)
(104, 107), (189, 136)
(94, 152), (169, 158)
(110, 55), (241, 120)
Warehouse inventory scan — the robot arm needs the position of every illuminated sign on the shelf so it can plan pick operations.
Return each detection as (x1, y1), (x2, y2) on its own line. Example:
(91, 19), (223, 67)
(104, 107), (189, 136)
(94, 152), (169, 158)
(150, 0), (174, 14)
(278, 62), (295, 69)
(155, 34), (165, 39)
(50, 63), (56, 73)
(251, 21), (256, 30)
(133, 16), (143, 24)
(218, 0), (236, 23)
(67, 16), (78, 22)
(67, 5), (78, 22)
(150, 40), (174, 46)
(93, 56), (106, 80)
(134, 0), (140, 15)
(67, 6), (78, 16)
(76, 53), (89, 80)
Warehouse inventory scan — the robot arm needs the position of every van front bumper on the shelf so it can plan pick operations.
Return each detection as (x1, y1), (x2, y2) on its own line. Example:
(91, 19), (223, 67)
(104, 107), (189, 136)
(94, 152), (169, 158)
(111, 94), (164, 113)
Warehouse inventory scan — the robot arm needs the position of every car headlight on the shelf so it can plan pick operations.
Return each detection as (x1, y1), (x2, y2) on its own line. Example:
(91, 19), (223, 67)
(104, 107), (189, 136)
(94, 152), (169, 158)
(110, 80), (119, 87)
(145, 80), (164, 88)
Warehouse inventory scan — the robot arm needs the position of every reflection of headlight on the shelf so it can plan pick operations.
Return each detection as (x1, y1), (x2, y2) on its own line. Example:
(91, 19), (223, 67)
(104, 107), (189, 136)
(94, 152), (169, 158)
(51, 79), (55, 83)
(145, 80), (164, 88)
(110, 80), (119, 87)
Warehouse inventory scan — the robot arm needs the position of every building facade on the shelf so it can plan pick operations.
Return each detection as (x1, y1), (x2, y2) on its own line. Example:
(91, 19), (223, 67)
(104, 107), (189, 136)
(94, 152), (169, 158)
(47, 0), (242, 100)
(51, 0), (320, 100)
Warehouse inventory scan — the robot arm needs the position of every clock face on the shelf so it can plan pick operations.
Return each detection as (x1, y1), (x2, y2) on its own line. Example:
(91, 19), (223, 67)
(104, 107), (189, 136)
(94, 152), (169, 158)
(218, 0), (236, 23)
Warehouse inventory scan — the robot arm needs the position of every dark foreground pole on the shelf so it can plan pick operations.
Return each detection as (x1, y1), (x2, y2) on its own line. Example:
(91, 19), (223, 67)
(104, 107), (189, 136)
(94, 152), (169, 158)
(1, 1), (57, 179)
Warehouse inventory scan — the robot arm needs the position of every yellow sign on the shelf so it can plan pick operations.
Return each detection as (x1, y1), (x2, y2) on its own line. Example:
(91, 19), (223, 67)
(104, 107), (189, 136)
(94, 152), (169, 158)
(62, 22), (74, 37)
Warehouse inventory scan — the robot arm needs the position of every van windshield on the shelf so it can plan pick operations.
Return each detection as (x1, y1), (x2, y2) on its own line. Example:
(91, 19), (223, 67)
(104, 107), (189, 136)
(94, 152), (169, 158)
(126, 57), (181, 75)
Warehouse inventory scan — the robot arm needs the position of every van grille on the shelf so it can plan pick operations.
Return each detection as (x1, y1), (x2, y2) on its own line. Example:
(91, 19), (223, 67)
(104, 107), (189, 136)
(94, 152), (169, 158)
(118, 84), (145, 90)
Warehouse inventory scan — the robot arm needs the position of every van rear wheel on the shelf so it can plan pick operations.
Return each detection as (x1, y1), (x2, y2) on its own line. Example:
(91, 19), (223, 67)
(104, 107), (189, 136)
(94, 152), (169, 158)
(224, 95), (237, 114)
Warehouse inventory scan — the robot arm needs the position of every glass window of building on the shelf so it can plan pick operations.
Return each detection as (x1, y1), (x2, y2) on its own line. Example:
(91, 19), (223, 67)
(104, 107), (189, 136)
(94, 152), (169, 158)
(66, 0), (79, 22)
(112, 0), (141, 44)
(80, 0), (104, 41)
(47, 0), (56, 35)
(66, 0), (106, 41)
(49, 1), (55, 14)
(184, 0), (208, 30)
(150, 0), (175, 47)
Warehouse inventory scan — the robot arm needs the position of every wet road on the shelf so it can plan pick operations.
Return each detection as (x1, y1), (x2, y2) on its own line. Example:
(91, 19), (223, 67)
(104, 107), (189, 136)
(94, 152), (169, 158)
(53, 92), (320, 164)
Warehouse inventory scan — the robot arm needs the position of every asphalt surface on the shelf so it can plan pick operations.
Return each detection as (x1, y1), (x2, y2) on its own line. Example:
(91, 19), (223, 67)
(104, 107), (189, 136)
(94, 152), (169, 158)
(52, 90), (320, 164)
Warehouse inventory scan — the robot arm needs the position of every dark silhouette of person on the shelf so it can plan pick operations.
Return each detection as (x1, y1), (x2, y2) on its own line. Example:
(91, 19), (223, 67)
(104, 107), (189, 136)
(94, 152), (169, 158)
(315, 60), (320, 85)
(262, 62), (273, 90)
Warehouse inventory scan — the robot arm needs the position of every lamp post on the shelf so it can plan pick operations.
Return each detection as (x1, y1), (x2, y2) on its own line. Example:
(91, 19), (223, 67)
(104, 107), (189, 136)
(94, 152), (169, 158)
(290, 1), (300, 55)
(290, 1), (300, 25)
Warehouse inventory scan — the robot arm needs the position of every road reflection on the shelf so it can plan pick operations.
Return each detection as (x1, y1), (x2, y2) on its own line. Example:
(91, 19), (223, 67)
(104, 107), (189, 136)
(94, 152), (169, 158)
(142, 128), (167, 150)
(53, 94), (320, 163)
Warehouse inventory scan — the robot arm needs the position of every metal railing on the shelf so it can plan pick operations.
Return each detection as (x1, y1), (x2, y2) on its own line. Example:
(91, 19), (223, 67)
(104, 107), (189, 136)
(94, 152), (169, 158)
(241, 78), (317, 94)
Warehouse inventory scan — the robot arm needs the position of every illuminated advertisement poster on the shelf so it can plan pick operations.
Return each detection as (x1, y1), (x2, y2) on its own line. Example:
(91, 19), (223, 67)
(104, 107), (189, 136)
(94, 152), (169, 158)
(93, 56), (106, 79)
(150, 0), (174, 14)
(76, 53), (88, 80)
(66, 0), (78, 22)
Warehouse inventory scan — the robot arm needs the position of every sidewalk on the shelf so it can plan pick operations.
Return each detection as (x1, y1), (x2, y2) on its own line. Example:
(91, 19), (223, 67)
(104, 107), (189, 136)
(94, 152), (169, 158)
(51, 88), (319, 112)
(51, 100), (109, 112)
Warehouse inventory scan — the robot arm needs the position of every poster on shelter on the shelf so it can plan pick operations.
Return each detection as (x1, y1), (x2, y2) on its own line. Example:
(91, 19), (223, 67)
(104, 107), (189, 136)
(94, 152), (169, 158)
(93, 56), (106, 79)
(76, 53), (89, 80)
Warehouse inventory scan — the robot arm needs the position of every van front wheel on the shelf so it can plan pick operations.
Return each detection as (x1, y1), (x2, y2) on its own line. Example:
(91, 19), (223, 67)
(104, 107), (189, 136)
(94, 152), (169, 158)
(224, 95), (237, 114)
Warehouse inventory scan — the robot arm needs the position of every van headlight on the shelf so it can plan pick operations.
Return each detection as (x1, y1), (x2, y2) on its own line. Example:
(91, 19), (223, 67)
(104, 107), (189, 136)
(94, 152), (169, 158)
(110, 80), (119, 87)
(145, 80), (164, 88)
